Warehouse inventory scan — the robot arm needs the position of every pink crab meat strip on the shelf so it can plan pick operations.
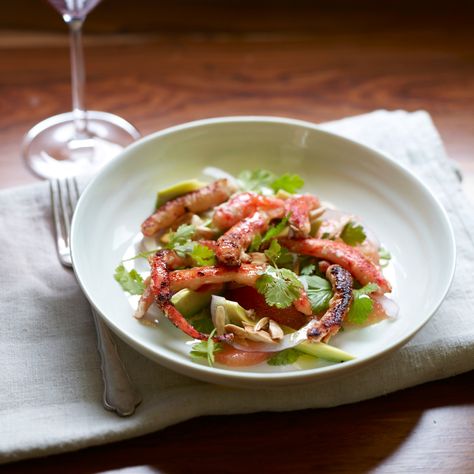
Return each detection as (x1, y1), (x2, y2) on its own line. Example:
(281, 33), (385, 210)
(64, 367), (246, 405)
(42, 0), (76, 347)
(212, 192), (285, 230)
(285, 194), (320, 237)
(280, 237), (391, 294)
(141, 179), (237, 237)
(216, 208), (285, 266)
(169, 263), (266, 292)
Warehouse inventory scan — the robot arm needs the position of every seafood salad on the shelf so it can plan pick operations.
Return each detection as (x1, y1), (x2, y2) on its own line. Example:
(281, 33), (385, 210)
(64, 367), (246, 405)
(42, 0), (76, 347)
(114, 169), (397, 368)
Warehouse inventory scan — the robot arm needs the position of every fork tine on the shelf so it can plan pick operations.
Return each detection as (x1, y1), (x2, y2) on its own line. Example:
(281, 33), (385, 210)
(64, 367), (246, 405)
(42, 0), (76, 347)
(65, 177), (80, 235)
(58, 179), (72, 247)
(50, 180), (61, 241)
(66, 177), (79, 211)
(50, 179), (74, 267)
(50, 179), (67, 259)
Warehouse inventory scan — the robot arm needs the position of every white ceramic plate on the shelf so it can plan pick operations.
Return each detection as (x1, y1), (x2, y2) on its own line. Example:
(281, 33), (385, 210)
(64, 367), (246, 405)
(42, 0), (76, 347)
(71, 116), (455, 388)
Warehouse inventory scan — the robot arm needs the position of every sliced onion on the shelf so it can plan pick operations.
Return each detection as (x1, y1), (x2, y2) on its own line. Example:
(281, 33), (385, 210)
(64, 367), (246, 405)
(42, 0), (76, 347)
(374, 295), (399, 319)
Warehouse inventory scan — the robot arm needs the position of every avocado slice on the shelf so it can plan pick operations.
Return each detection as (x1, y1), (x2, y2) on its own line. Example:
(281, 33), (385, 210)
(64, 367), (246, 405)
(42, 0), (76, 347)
(155, 179), (207, 209)
(296, 341), (355, 362)
(171, 288), (214, 318)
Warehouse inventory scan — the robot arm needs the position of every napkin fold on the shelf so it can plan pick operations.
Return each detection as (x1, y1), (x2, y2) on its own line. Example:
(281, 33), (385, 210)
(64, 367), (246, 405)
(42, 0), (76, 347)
(1, 110), (473, 464)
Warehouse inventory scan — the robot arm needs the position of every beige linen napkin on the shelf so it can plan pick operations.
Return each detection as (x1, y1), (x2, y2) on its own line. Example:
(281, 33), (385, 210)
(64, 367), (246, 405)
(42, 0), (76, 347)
(1, 110), (473, 464)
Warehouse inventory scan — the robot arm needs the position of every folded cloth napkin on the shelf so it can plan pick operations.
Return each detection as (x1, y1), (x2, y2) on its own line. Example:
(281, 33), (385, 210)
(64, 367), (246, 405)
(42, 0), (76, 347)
(1, 110), (473, 464)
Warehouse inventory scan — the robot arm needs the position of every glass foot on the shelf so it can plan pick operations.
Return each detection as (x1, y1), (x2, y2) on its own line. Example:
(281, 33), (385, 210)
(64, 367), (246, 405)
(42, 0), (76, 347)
(22, 111), (141, 179)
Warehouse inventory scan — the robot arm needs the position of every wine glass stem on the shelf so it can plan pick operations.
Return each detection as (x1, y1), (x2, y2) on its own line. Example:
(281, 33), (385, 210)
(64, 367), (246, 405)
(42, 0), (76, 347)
(67, 18), (88, 137)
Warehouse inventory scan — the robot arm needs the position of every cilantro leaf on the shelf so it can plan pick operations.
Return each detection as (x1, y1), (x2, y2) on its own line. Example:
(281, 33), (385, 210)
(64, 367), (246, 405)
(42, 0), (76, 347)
(261, 215), (290, 245)
(271, 173), (304, 194)
(347, 283), (379, 324)
(276, 247), (295, 269)
(166, 224), (216, 265)
(356, 283), (379, 295)
(191, 244), (216, 266)
(238, 169), (276, 194)
(340, 221), (366, 246)
(167, 224), (196, 250)
(114, 264), (145, 295)
(256, 266), (303, 308)
(248, 234), (262, 252)
(267, 348), (302, 366)
(379, 247), (392, 268)
(238, 169), (304, 195)
(300, 263), (316, 276)
(190, 329), (222, 366)
(300, 275), (333, 314)
(264, 239), (282, 264)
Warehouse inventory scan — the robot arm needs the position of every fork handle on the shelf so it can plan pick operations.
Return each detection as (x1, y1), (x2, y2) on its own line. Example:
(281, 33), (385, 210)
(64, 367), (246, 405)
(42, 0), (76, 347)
(91, 308), (142, 416)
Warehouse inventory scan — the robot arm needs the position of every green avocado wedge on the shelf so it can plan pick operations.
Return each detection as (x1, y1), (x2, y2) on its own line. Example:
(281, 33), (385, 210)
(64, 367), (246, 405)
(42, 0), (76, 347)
(296, 341), (355, 362)
(155, 179), (207, 209)
(171, 288), (215, 318)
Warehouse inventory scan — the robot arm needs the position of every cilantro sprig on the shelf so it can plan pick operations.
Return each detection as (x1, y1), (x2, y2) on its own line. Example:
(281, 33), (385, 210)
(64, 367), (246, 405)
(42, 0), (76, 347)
(256, 266), (303, 309)
(271, 173), (304, 194)
(261, 215), (290, 245)
(190, 329), (222, 366)
(238, 169), (304, 195)
(114, 264), (145, 295)
(167, 224), (196, 256)
(190, 244), (216, 266)
(167, 224), (216, 266)
(300, 274), (333, 314)
(238, 169), (276, 194)
(347, 283), (379, 324)
(340, 221), (366, 246)
(300, 263), (316, 276)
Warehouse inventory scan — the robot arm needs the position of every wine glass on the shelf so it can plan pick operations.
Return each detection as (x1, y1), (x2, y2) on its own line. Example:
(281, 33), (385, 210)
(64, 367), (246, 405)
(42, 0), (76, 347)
(23, 0), (141, 179)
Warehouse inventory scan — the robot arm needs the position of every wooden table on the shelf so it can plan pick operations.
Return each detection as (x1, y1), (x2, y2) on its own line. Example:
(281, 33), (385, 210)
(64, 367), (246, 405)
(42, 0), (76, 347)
(2, 2), (473, 472)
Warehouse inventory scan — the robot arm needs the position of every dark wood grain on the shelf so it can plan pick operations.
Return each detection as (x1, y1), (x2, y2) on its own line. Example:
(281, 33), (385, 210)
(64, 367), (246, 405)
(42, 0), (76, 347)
(1, 2), (473, 472)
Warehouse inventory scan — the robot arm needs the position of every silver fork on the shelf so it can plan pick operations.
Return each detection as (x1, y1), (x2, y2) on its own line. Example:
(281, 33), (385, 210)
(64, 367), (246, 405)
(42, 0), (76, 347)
(50, 178), (142, 417)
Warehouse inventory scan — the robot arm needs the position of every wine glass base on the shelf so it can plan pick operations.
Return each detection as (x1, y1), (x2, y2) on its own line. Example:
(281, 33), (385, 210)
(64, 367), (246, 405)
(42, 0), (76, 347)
(22, 111), (141, 179)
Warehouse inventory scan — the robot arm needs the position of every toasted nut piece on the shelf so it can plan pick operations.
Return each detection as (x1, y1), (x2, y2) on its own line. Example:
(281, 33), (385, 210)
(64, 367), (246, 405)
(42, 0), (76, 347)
(224, 324), (248, 339)
(268, 320), (284, 340)
(310, 207), (327, 219)
(254, 317), (270, 332)
(246, 330), (275, 344)
(191, 214), (202, 226)
(215, 305), (227, 336)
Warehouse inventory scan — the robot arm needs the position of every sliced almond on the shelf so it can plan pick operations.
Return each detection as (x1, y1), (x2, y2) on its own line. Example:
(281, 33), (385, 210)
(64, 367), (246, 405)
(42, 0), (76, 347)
(254, 317), (270, 332)
(224, 324), (248, 339)
(268, 320), (284, 340)
(310, 206), (327, 219)
(246, 330), (275, 344)
(191, 214), (202, 226)
(214, 305), (227, 336)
